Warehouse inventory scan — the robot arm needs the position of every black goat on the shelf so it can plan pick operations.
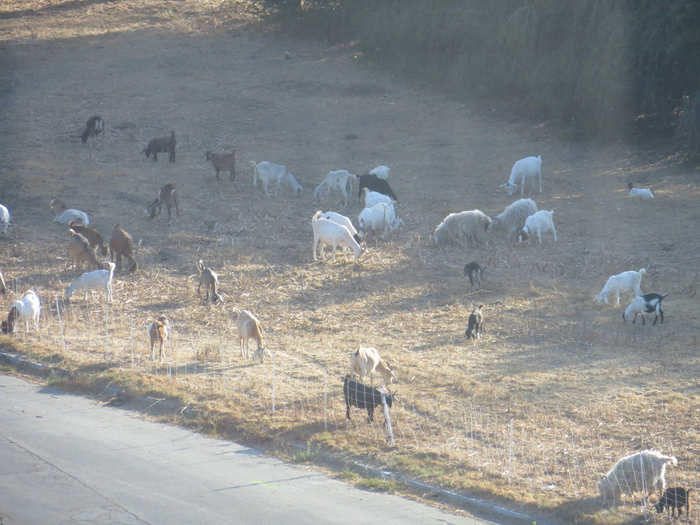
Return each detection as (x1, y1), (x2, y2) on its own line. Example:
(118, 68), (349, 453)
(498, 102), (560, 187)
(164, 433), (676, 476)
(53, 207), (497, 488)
(143, 131), (176, 162)
(358, 174), (398, 202)
(655, 487), (691, 519)
(465, 305), (484, 340)
(463, 262), (485, 289)
(81, 115), (104, 143)
(343, 375), (394, 423)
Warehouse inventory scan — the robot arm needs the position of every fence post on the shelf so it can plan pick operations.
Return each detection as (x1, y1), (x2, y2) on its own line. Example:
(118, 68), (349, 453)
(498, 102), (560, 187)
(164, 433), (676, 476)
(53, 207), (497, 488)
(55, 296), (66, 353)
(381, 393), (394, 447)
(271, 354), (276, 415)
(323, 368), (328, 431)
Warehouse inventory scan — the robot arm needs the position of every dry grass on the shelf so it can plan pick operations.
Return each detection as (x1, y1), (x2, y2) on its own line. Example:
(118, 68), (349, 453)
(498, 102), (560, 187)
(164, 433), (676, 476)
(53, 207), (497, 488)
(0, 3), (699, 524)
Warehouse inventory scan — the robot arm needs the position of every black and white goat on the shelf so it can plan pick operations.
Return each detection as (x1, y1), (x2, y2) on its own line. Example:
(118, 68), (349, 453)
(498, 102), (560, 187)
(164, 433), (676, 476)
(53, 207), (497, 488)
(463, 262), (485, 289)
(622, 293), (668, 325)
(465, 305), (484, 340)
(146, 183), (180, 221)
(357, 174), (398, 203)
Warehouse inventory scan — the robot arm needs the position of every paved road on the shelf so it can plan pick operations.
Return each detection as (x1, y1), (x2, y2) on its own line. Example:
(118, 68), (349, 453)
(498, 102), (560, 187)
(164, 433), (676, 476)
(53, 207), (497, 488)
(0, 374), (496, 525)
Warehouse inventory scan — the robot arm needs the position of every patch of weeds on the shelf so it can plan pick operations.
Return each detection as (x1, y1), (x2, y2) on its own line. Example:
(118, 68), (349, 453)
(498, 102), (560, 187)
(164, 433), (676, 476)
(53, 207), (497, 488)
(356, 476), (398, 493)
(291, 442), (317, 463)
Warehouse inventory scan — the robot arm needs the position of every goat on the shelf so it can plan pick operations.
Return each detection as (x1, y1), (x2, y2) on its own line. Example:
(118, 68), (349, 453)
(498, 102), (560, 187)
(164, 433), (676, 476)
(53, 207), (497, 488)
(357, 202), (404, 241)
(465, 305), (484, 340)
(315, 211), (362, 246)
(67, 228), (101, 271)
(81, 115), (104, 143)
(520, 210), (557, 244)
(146, 183), (180, 221)
(196, 260), (222, 304)
(69, 221), (107, 256)
(598, 450), (677, 506)
(350, 347), (396, 386)
(655, 487), (691, 519)
(594, 268), (646, 305)
(500, 155), (542, 196)
(280, 170), (303, 196)
(50, 199), (90, 226)
(143, 131), (176, 162)
(358, 174), (398, 202)
(64, 262), (115, 303)
(147, 315), (170, 361)
(206, 149), (236, 181)
(627, 182), (654, 199)
(311, 211), (364, 262)
(489, 198), (537, 243)
(463, 262), (485, 289)
(250, 161), (286, 196)
(0, 203), (10, 234)
(1, 290), (40, 334)
(360, 187), (393, 209)
(109, 224), (138, 273)
(234, 308), (271, 363)
(314, 169), (357, 207)
(0, 270), (7, 295)
(343, 375), (394, 423)
(622, 293), (668, 325)
(432, 210), (492, 247)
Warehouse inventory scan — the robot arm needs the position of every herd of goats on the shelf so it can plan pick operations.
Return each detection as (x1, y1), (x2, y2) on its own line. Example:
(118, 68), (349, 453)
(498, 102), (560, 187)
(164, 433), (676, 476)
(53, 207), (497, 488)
(0, 115), (691, 519)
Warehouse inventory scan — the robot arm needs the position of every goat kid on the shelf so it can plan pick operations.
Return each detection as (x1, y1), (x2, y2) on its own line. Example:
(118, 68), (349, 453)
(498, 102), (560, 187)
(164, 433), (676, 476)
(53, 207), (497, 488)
(64, 262), (115, 303)
(196, 260), (222, 304)
(235, 308), (271, 363)
(463, 262), (485, 289)
(1, 290), (41, 334)
(148, 315), (170, 361)
(146, 183), (180, 221)
(343, 375), (394, 423)
(622, 293), (668, 325)
(465, 305), (484, 340)
(655, 487), (691, 519)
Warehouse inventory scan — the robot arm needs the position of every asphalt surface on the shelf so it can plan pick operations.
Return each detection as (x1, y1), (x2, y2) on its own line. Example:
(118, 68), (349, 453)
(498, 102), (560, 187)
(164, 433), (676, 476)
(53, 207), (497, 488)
(0, 373), (496, 525)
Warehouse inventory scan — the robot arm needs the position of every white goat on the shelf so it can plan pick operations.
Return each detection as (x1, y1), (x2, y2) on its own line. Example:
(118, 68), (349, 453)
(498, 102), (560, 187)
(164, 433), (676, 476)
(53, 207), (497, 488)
(594, 268), (646, 305)
(235, 308), (271, 363)
(350, 347), (396, 386)
(500, 155), (543, 196)
(50, 199), (90, 226)
(361, 187), (394, 209)
(358, 202), (404, 240)
(622, 293), (668, 325)
(64, 262), (115, 303)
(280, 170), (303, 196)
(0, 203), (9, 234)
(313, 169), (356, 207)
(311, 211), (364, 262)
(489, 198), (538, 242)
(431, 210), (492, 247)
(1, 290), (41, 334)
(369, 165), (390, 180)
(250, 161), (286, 196)
(520, 210), (557, 243)
(598, 450), (677, 505)
(627, 182), (654, 199)
(316, 211), (362, 244)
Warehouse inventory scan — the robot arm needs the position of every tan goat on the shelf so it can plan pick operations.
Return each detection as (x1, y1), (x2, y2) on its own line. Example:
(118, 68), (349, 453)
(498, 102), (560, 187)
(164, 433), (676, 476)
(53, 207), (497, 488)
(67, 229), (101, 271)
(109, 224), (137, 273)
(69, 221), (108, 256)
(234, 308), (271, 363)
(147, 315), (170, 361)
(350, 346), (396, 386)
(196, 260), (222, 304)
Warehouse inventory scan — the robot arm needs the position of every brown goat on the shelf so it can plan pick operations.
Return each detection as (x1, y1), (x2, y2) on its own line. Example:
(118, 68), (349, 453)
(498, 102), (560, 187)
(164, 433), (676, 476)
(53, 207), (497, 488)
(67, 229), (101, 271)
(205, 150), (236, 181)
(234, 308), (270, 363)
(196, 260), (222, 304)
(69, 221), (108, 256)
(109, 224), (138, 273)
(148, 315), (170, 361)
(147, 183), (180, 220)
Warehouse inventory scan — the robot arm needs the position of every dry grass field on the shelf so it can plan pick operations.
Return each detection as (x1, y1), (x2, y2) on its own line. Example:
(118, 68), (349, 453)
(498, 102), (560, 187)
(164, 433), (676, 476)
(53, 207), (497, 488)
(1, 2), (699, 524)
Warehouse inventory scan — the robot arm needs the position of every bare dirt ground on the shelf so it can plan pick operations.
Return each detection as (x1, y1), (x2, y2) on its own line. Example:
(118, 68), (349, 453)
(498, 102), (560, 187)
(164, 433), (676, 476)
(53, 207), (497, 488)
(1, 2), (699, 524)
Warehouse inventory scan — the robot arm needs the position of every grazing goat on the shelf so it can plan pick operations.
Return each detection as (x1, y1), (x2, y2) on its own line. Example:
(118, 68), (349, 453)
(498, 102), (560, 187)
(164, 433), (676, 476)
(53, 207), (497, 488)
(358, 202), (404, 241)
(350, 347), (396, 386)
(0, 270), (7, 295)
(1, 290), (41, 334)
(343, 375), (394, 423)
(598, 450), (677, 506)
(622, 293), (668, 325)
(64, 262), (115, 303)
(360, 187), (393, 209)
(50, 199), (90, 226)
(314, 169), (357, 207)
(500, 155), (543, 196)
(147, 315), (170, 361)
(655, 487), (691, 519)
(250, 161), (286, 196)
(358, 174), (398, 202)
(69, 221), (108, 256)
(235, 309), (271, 363)
(143, 131), (176, 162)
(627, 182), (654, 199)
(67, 228), (101, 271)
(431, 210), (492, 247)
(146, 183), (180, 221)
(489, 198), (538, 243)
(594, 268), (646, 305)
(369, 165), (390, 180)
(109, 224), (138, 273)
(196, 260), (222, 304)
(520, 210), (557, 244)
(465, 305), (484, 340)
(280, 170), (303, 196)
(463, 262), (485, 289)
(0, 203), (10, 234)
(311, 211), (364, 262)
(81, 115), (104, 143)
(316, 211), (362, 245)
(206, 150), (236, 181)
